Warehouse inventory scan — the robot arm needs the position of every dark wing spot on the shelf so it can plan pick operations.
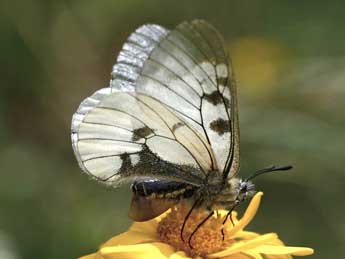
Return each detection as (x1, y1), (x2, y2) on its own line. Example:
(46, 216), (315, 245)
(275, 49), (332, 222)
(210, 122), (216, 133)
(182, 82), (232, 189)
(204, 91), (223, 105)
(132, 126), (154, 141)
(217, 76), (228, 87)
(209, 118), (231, 136)
(172, 122), (184, 133)
(119, 153), (131, 174)
(204, 90), (231, 108)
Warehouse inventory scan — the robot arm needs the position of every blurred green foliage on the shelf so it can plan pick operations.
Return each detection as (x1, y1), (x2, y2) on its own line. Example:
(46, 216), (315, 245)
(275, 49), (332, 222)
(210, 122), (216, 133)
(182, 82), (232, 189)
(1, 1), (344, 258)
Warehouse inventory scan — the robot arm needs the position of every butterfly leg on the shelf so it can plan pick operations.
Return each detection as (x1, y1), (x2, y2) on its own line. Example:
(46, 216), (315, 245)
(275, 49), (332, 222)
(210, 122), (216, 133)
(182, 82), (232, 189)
(188, 210), (214, 249)
(181, 198), (202, 242)
(221, 201), (239, 240)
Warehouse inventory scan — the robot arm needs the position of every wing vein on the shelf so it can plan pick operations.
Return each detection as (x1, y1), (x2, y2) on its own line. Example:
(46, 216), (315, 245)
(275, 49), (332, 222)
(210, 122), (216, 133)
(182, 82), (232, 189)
(136, 31), (209, 93)
(78, 138), (141, 144)
(80, 121), (135, 133)
(164, 35), (218, 89)
(96, 107), (151, 131)
(140, 73), (200, 110)
(82, 151), (142, 163)
(130, 93), (208, 175)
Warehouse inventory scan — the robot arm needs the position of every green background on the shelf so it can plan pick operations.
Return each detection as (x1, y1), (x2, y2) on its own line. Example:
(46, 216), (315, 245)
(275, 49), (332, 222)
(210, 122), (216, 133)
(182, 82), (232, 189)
(1, 1), (344, 258)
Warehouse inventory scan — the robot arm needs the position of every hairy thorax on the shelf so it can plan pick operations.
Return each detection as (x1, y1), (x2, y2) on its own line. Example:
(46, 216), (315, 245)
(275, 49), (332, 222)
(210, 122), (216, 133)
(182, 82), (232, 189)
(197, 173), (241, 211)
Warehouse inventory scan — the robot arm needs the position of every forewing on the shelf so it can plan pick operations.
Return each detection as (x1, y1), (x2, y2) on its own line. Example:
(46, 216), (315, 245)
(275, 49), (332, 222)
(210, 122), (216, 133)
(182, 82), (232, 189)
(110, 20), (240, 176)
(179, 20), (240, 177)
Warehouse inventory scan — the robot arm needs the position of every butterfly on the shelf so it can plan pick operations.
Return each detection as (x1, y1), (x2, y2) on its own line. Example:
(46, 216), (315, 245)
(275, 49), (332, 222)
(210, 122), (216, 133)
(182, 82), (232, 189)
(71, 20), (292, 246)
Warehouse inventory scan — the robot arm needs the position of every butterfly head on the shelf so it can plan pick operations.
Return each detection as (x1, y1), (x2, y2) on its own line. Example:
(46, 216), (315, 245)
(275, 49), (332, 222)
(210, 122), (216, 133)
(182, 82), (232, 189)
(235, 179), (256, 203)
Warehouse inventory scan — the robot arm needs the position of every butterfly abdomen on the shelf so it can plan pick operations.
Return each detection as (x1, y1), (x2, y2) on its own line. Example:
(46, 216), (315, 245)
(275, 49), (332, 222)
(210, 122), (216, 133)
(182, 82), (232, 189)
(129, 180), (197, 221)
(131, 180), (196, 200)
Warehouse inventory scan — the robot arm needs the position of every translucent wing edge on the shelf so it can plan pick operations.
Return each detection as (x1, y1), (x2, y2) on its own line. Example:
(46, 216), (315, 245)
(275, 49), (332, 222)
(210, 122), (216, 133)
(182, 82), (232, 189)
(225, 74), (240, 178)
(71, 87), (112, 176)
(110, 24), (170, 91)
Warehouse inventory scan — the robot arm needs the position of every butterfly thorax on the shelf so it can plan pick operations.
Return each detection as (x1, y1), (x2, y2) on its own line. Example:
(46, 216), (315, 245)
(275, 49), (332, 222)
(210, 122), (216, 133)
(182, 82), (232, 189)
(196, 173), (244, 211)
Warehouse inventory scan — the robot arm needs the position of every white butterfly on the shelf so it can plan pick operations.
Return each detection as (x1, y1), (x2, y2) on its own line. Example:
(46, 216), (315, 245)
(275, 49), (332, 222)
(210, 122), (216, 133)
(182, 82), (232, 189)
(71, 20), (240, 189)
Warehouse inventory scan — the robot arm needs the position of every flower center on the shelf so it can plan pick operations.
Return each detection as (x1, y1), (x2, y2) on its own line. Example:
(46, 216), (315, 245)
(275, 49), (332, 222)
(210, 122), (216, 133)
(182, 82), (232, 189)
(157, 203), (234, 258)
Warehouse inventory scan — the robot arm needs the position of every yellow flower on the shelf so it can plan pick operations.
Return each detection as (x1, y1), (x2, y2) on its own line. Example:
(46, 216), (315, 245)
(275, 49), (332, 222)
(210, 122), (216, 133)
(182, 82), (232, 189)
(79, 192), (314, 259)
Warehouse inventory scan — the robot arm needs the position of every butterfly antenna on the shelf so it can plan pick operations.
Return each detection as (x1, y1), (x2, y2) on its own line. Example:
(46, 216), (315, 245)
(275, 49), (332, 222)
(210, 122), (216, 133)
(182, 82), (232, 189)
(181, 198), (202, 242)
(245, 165), (293, 182)
(188, 211), (214, 249)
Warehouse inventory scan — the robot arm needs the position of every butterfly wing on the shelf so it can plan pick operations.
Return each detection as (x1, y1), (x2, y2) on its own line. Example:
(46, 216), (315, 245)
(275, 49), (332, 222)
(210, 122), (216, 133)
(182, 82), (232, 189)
(71, 20), (240, 189)
(111, 20), (240, 177)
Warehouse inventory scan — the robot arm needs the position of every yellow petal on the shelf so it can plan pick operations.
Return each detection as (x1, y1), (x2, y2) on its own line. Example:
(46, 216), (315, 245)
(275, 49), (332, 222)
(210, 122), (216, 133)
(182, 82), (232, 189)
(100, 242), (178, 259)
(216, 210), (229, 217)
(209, 233), (278, 258)
(169, 251), (193, 259)
(102, 231), (157, 247)
(130, 219), (159, 234)
(221, 252), (252, 259)
(265, 238), (285, 246)
(242, 250), (264, 259)
(234, 230), (260, 240)
(78, 252), (101, 259)
(250, 245), (314, 256)
(101, 221), (158, 247)
(154, 209), (172, 222)
(226, 192), (263, 237)
(261, 255), (292, 259)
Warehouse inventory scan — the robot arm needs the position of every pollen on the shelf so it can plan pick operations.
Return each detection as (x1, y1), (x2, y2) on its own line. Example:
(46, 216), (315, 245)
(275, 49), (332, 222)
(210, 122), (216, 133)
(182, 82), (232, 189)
(157, 203), (234, 258)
